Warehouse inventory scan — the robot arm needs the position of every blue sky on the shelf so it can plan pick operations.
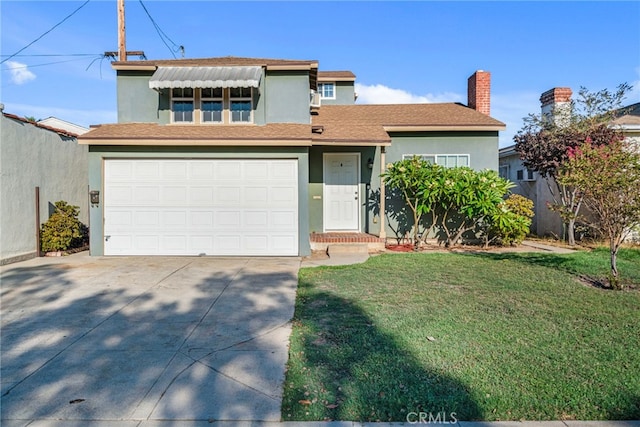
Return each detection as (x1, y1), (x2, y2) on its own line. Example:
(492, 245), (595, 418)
(1, 1), (639, 147)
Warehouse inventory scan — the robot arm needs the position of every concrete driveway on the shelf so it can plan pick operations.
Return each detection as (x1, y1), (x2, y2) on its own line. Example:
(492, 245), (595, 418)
(1, 253), (300, 425)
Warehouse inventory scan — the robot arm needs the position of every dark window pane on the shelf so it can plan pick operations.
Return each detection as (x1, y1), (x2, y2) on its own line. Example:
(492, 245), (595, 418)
(202, 101), (223, 122)
(231, 101), (251, 122)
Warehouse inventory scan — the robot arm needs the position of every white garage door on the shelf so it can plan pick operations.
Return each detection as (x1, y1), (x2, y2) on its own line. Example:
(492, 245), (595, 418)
(104, 159), (298, 256)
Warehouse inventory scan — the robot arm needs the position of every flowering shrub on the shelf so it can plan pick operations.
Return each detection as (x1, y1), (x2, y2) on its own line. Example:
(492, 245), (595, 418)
(382, 157), (524, 247)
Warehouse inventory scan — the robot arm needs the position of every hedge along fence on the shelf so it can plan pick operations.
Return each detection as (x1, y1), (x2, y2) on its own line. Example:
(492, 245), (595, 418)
(382, 157), (534, 249)
(40, 200), (89, 253)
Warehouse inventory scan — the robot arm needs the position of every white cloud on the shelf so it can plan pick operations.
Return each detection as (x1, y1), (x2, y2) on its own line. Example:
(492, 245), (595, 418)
(5, 61), (36, 85)
(355, 83), (463, 105)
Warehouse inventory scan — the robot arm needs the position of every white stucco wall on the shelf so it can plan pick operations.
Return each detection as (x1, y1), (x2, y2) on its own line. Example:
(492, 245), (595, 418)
(1, 114), (88, 264)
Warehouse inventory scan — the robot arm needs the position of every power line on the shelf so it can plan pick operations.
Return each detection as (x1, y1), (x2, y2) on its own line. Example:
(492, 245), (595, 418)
(138, 0), (183, 59)
(1, 0), (92, 65)
(1, 54), (100, 58)
(2, 57), (100, 70)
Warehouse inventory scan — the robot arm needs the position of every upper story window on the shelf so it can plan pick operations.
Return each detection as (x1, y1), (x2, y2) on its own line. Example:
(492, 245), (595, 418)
(201, 88), (223, 123)
(172, 88), (194, 123)
(402, 154), (470, 168)
(318, 82), (335, 99)
(170, 87), (253, 124)
(229, 87), (252, 123)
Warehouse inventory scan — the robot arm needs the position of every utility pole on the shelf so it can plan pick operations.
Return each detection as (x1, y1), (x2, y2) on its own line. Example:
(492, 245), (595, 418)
(118, 0), (126, 61)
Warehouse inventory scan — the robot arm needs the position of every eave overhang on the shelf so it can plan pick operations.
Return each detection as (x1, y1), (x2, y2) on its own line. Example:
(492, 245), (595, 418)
(383, 125), (506, 132)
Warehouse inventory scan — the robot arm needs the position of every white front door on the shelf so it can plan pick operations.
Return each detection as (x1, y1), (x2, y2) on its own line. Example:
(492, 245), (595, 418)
(323, 153), (360, 231)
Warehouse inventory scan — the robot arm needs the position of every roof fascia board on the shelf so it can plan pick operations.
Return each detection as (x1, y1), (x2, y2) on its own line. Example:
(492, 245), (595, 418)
(383, 125), (506, 132)
(312, 140), (391, 147)
(318, 76), (356, 82)
(78, 138), (313, 146)
(266, 64), (315, 71)
(112, 64), (157, 71)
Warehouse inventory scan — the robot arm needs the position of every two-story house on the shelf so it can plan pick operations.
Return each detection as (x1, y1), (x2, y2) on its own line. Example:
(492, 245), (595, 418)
(79, 56), (505, 257)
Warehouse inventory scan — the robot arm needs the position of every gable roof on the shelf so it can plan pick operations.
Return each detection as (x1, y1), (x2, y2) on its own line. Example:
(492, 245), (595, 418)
(318, 71), (356, 82)
(612, 102), (640, 127)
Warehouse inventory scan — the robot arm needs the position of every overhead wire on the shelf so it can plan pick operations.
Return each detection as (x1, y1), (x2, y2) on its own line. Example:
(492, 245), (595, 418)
(138, 0), (183, 59)
(2, 57), (101, 70)
(0, 54), (100, 58)
(1, 0), (92, 65)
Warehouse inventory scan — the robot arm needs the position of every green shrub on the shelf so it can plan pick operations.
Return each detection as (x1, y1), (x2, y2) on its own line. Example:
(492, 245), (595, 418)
(40, 201), (88, 252)
(487, 194), (535, 246)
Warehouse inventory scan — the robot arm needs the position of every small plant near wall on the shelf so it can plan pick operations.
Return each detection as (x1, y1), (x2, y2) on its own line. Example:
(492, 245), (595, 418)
(40, 201), (88, 253)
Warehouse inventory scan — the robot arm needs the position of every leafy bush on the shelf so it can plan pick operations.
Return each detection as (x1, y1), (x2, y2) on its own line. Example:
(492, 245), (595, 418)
(382, 157), (522, 247)
(486, 194), (535, 246)
(40, 201), (88, 252)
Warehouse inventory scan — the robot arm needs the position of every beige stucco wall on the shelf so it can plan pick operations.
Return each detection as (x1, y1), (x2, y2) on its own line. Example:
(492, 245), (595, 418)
(1, 115), (88, 264)
(499, 151), (563, 237)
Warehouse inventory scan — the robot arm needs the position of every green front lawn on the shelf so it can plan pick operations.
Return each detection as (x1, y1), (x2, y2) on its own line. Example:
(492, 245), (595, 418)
(282, 248), (640, 422)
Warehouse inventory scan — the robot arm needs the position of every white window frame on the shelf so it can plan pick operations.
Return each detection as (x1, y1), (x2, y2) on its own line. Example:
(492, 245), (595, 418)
(171, 88), (194, 123)
(200, 88), (224, 124)
(318, 82), (336, 100)
(402, 154), (470, 168)
(229, 87), (253, 124)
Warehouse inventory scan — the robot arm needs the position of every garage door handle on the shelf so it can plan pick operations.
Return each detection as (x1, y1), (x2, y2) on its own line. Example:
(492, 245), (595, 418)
(105, 235), (111, 241)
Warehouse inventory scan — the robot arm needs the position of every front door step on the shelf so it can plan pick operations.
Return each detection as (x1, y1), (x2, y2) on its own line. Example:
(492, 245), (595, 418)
(327, 243), (369, 256)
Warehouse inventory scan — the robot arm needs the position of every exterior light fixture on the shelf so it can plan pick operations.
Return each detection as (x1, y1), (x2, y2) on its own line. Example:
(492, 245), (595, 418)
(89, 190), (100, 205)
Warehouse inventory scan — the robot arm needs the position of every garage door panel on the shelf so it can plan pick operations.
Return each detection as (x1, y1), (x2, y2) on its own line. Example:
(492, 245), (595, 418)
(271, 235), (297, 254)
(107, 186), (134, 205)
(135, 211), (160, 227)
(134, 186), (160, 204)
(107, 161), (134, 180)
(189, 187), (215, 205)
(136, 235), (160, 252)
(270, 187), (296, 204)
(190, 211), (214, 227)
(134, 162), (161, 180)
(217, 187), (241, 204)
(162, 186), (188, 204)
(189, 162), (215, 179)
(271, 161), (297, 179)
(216, 210), (241, 227)
(161, 235), (188, 253)
(246, 162), (269, 180)
(104, 159), (298, 256)
(107, 210), (133, 227)
(216, 162), (241, 180)
(271, 211), (296, 228)
(244, 211), (268, 228)
(162, 211), (188, 226)
(163, 161), (188, 180)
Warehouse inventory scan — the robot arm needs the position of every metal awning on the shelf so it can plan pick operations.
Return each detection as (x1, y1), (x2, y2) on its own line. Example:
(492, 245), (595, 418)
(148, 66), (262, 89)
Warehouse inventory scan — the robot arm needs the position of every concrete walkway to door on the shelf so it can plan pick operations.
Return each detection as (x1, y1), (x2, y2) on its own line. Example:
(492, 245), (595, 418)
(1, 253), (300, 425)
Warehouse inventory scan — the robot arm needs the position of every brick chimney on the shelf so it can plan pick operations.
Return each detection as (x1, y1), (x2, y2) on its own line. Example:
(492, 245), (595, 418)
(467, 70), (491, 116)
(540, 87), (572, 126)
